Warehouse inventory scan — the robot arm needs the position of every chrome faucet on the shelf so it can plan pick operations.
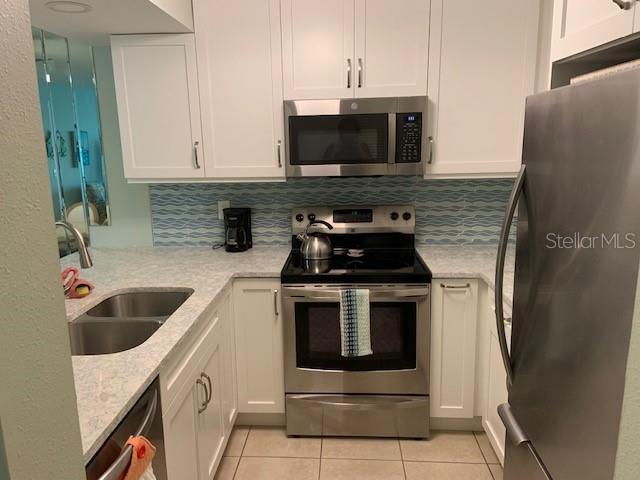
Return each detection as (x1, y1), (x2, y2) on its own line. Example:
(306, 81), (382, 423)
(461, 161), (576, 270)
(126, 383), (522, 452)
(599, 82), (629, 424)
(55, 220), (93, 268)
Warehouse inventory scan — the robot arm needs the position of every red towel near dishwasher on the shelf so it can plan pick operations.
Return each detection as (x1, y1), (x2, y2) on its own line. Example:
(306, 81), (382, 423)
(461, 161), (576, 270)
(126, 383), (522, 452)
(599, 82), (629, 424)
(123, 436), (157, 480)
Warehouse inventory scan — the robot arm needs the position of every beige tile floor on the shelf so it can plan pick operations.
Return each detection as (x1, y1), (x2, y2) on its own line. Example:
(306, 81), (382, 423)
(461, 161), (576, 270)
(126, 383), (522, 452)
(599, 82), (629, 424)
(214, 427), (503, 480)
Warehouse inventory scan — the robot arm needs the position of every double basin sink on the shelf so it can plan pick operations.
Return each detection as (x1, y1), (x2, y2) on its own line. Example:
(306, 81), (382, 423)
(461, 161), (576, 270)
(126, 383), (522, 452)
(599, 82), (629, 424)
(68, 289), (193, 355)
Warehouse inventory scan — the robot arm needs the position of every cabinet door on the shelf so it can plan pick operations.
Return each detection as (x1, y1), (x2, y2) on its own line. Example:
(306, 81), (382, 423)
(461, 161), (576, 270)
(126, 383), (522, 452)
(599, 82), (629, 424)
(482, 323), (511, 465)
(193, 0), (285, 180)
(281, 0), (355, 99)
(425, 0), (539, 178)
(233, 279), (284, 413)
(197, 339), (225, 480)
(430, 279), (478, 418)
(110, 34), (204, 180)
(219, 292), (238, 434)
(551, 0), (636, 61)
(354, 0), (429, 98)
(164, 376), (200, 480)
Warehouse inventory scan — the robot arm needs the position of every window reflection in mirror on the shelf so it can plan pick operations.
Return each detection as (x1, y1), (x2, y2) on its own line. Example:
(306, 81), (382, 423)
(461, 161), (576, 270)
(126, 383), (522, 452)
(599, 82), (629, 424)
(32, 27), (111, 257)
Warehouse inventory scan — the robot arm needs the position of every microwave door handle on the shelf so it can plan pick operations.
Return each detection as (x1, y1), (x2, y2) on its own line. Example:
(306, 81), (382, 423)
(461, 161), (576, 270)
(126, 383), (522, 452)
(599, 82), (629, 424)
(388, 113), (396, 164)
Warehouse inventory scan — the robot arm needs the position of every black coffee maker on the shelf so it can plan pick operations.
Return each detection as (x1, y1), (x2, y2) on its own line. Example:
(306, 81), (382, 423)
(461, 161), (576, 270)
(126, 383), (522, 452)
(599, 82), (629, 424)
(223, 208), (252, 252)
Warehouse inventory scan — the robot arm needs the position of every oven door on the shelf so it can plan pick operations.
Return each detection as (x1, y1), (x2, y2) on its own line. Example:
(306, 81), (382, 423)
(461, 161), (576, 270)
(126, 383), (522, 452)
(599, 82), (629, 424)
(282, 284), (430, 395)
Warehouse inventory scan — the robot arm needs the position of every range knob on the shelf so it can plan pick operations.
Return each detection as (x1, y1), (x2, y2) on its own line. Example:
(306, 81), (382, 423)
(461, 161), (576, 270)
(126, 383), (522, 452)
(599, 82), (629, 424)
(295, 213), (305, 222)
(402, 211), (412, 221)
(308, 213), (316, 221)
(390, 212), (399, 221)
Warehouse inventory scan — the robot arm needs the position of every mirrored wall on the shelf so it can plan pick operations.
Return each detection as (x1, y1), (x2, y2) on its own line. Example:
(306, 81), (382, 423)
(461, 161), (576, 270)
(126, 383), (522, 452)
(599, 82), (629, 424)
(32, 27), (111, 255)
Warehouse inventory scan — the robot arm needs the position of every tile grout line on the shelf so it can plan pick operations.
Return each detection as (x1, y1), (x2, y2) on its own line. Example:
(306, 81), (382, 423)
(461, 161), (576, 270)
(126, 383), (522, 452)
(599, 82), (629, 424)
(473, 432), (498, 480)
(231, 426), (251, 480)
(318, 436), (323, 480)
(473, 431), (490, 465)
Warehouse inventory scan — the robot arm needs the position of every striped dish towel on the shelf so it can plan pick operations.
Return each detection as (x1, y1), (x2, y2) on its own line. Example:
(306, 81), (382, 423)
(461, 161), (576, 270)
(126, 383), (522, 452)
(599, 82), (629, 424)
(339, 289), (373, 357)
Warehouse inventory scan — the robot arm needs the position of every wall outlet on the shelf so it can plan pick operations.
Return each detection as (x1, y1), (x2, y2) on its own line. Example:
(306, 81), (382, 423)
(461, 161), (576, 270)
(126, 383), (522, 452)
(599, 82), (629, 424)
(218, 200), (230, 219)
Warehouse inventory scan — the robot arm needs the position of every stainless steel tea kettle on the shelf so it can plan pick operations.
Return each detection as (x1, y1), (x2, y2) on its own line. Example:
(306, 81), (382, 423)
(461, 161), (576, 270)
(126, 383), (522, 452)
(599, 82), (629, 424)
(297, 220), (333, 260)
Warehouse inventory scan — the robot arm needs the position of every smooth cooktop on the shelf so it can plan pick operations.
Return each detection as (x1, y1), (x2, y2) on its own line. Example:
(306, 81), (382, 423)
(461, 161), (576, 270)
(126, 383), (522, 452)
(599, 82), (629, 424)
(281, 248), (432, 284)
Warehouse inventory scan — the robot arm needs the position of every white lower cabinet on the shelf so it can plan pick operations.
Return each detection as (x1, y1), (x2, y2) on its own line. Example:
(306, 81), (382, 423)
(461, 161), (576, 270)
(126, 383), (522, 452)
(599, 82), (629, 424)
(162, 293), (233, 480)
(197, 341), (225, 480)
(482, 298), (511, 465)
(430, 279), (479, 419)
(163, 381), (200, 480)
(233, 278), (284, 414)
(220, 292), (238, 433)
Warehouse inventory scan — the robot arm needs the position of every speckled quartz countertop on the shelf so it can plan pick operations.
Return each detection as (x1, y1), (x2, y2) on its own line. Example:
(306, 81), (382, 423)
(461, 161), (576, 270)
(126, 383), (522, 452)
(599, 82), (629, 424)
(63, 245), (514, 463)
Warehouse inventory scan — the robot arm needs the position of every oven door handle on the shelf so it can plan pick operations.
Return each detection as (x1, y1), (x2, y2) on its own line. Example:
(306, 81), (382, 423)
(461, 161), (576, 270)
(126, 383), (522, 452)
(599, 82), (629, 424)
(288, 394), (426, 411)
(282, 286), (430, 300)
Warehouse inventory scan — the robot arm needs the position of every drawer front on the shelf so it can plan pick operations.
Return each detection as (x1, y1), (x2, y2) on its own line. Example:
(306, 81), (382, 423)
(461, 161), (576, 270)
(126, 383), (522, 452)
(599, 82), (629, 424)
(285, 394), (429, 439)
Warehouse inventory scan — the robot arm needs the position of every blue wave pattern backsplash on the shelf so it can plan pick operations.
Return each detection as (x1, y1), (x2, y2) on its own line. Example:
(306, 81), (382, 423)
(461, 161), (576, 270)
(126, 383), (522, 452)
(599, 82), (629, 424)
(149, 177), (514, 247)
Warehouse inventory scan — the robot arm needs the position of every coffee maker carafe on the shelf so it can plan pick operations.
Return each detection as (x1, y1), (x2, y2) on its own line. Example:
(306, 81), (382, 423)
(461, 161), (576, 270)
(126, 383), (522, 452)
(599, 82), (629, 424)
(223, 208), (252, 252)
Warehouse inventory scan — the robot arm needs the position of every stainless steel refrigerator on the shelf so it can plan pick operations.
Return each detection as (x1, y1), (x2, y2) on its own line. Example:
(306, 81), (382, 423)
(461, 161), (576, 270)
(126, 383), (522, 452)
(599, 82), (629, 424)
(494, 68), (640, 479)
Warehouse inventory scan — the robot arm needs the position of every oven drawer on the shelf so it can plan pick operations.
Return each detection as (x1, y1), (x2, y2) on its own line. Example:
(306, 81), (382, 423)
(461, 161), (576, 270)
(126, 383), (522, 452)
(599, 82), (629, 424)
(285, 394), (429, 439)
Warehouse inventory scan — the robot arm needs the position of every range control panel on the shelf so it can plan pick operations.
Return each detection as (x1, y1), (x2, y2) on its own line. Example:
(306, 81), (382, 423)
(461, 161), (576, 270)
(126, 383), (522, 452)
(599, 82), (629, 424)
(292, 205), (416, 235)
(396, 113), (422, 163)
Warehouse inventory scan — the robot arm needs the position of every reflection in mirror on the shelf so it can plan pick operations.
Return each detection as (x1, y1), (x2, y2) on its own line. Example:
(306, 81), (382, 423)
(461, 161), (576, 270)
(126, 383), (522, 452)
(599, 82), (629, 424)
(32, 27), (111, 257)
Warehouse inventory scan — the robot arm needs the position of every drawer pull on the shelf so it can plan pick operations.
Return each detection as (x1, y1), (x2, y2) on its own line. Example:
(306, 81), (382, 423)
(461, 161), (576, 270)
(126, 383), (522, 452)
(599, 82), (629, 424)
(440, 283), (471, 289)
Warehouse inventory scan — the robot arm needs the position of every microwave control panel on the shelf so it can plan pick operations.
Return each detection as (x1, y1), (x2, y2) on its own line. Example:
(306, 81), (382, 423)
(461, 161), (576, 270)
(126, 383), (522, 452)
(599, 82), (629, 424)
(396, 113), (422, 163)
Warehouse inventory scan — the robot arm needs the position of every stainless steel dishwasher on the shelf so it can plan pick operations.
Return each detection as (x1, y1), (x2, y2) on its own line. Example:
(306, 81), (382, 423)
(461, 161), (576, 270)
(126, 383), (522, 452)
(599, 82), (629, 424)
(85, 378), (167, 480)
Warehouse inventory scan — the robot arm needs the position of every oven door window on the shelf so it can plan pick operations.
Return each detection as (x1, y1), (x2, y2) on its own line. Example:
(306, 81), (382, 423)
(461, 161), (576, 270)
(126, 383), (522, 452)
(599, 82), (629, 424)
(294, 302), (416, 371)
(289, 114), (388, 165)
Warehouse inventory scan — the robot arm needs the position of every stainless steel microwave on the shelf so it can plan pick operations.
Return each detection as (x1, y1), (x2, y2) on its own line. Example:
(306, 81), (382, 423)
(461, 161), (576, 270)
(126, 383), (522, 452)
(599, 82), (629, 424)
(284, 96), (427, 177)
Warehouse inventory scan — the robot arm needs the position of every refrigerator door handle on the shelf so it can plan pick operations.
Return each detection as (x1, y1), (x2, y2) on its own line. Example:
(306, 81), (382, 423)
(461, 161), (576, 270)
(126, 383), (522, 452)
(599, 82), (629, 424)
(499, 403), (554, 480)
(498, 403), (529, 446)
(495, 164), (526, 388)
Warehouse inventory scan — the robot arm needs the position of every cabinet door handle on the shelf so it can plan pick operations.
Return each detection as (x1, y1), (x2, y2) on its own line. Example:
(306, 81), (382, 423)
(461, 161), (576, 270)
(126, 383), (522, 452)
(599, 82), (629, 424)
(201, 372), (213, 405)
(196, 378), (208, 413)
(193, 141), (201, 169)
(428, 136), (434, 164)
(357, 58), (363, 88)
(346, 59), (352, 88)
(440, 283), (471, 289)
(612, 0), (634, 9)
(277, 140), (282, 168)
(273, 289), (279, 316)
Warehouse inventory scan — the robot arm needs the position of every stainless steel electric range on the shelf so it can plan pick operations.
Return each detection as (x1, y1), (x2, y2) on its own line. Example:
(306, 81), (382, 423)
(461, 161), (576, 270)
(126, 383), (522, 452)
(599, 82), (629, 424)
(280, 205), (432, 439)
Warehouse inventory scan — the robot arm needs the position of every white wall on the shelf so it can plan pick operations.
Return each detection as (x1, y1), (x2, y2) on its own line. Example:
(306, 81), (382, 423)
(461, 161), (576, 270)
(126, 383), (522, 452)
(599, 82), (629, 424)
(614, 262), (640, 479)
(90, 46), (154, 247)
(0, 1), (85, 478)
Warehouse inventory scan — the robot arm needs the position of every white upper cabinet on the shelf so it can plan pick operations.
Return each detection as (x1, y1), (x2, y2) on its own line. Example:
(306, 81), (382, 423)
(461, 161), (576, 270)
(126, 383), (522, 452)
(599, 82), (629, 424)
(551, 0), (637, 61)
(281, 0), (355, 99)
(354, 0), (430, 98)
(281, 0), (429, 100)
(111, 34), (204, 180)
(425, 0), (539, 178)
(194, 0), (285, 180)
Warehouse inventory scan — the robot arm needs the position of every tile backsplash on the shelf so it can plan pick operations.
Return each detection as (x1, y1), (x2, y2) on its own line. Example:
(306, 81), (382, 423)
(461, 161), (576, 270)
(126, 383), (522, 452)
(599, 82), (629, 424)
(149, 177), (513, 246)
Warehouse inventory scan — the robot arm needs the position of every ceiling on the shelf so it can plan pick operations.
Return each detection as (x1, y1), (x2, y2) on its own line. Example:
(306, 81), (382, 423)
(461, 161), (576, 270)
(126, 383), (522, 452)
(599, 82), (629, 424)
(29, 0), (192, 45)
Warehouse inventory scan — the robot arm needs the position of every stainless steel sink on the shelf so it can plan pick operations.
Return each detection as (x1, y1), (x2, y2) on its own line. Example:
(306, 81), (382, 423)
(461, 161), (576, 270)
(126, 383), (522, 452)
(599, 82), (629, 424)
(85, 289), (193, 318)
(69, 289), (193, 355)
(69, 318), (166, 356)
